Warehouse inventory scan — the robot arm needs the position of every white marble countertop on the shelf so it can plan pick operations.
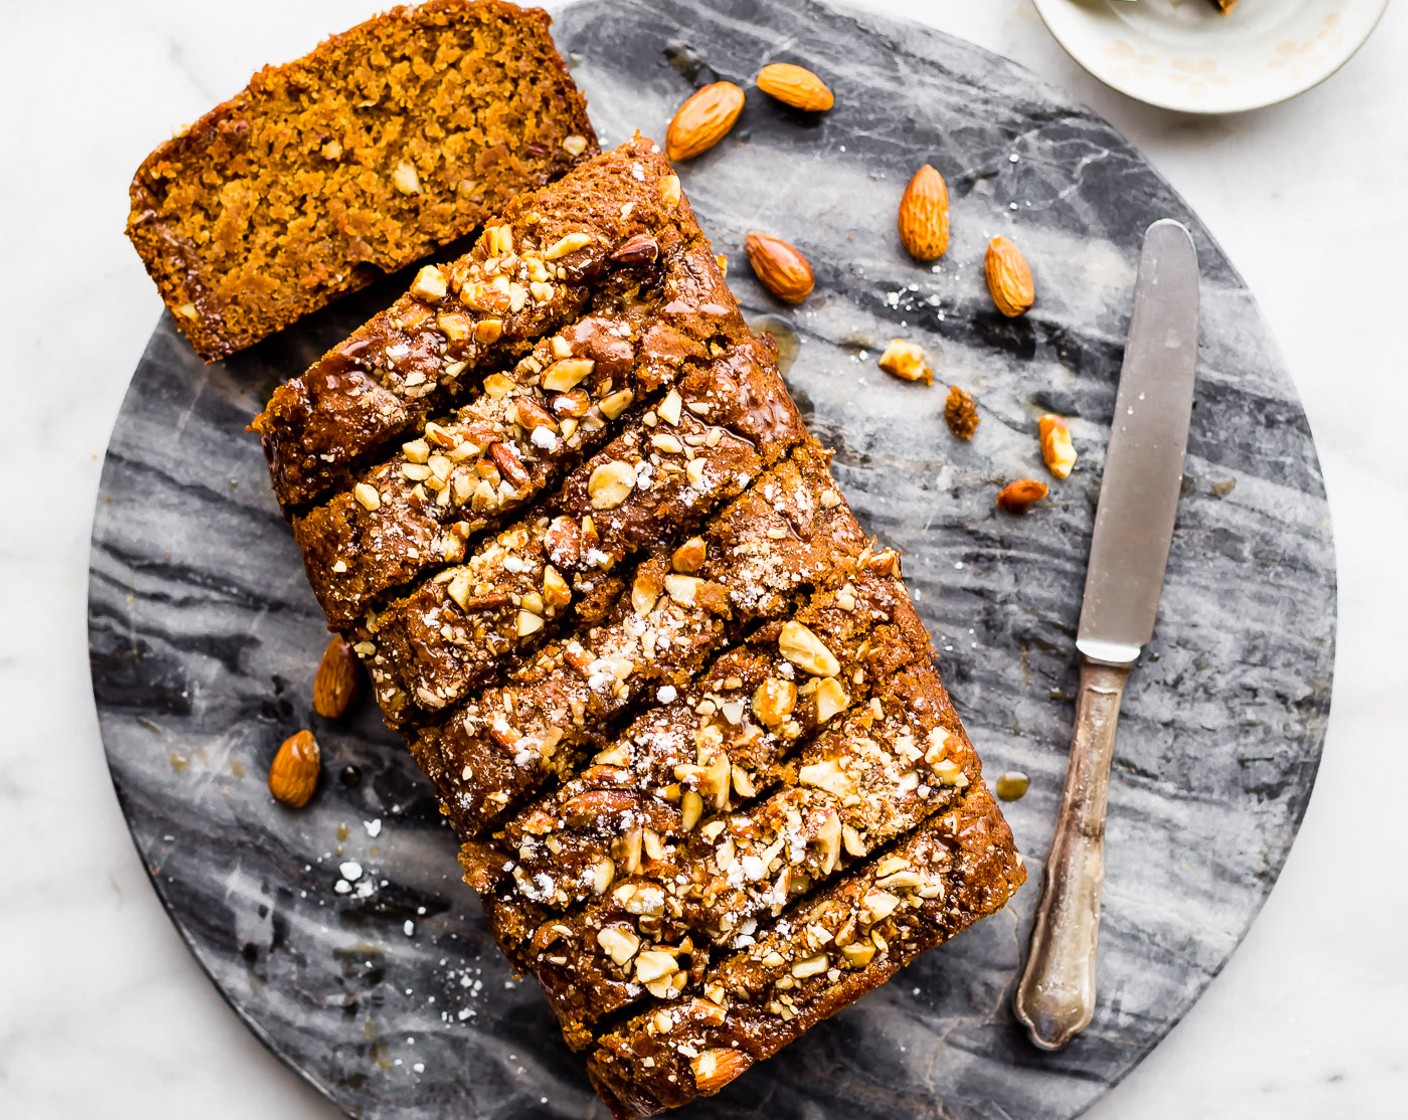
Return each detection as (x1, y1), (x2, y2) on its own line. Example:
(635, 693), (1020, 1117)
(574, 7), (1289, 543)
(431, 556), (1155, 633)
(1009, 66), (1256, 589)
(2, 0), (1404, 1115)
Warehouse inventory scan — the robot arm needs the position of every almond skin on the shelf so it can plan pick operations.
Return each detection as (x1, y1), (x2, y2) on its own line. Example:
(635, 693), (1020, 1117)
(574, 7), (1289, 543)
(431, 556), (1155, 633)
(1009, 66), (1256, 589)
(996, 478), (1049, 513)
(985, 236), (1035, 317)
(269, 729), (320, 808)
(898, 164), (949, 261)
(745, 231), (815, 304)
(756, 63), (834, 111)
(666, 81), (746, 161)
(312, 637), (359, 719)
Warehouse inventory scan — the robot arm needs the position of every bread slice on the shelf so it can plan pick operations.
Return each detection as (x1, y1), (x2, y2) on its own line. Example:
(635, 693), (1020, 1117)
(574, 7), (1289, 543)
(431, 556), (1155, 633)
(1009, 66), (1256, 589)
(127, 0), (595, 361)
(256, 138), (1024, 1116)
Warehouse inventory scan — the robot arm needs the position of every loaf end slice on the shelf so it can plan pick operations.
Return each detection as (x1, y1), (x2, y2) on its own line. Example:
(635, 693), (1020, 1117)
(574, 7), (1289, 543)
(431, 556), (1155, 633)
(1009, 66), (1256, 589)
(127, 0), (596, 361)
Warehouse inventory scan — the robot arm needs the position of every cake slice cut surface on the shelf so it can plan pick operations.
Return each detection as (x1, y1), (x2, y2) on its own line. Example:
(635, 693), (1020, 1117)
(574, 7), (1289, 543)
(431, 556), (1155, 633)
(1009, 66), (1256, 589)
(128, 0), (596, 361)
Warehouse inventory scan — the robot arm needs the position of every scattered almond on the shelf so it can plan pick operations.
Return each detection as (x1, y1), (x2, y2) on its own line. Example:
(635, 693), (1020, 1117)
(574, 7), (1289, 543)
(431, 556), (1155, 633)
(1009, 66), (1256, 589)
(312, 637), (359, 719)
(877, 339), (933, 385)
(985, 236), (1035, 317)
(897, 164), (949, 261)
(745, 231), (814, 304)
(1038, 414), (1078, 479)
(944, 386), (980, 441)
(996, 478), (1049, 512)
(268, 729), (320, 808)
(666, 81), (746, 161)
(756, 63), (834, 111)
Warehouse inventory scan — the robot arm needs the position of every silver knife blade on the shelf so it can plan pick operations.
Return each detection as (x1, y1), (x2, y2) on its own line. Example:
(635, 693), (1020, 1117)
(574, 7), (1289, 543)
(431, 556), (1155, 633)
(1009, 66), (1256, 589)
(1076, 219), (1199, 665)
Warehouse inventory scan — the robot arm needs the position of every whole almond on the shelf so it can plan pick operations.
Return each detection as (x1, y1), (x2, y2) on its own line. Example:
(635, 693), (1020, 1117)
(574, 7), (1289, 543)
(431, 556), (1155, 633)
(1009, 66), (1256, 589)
(898, 165), (949, 261)
(312, 637), (360, 719)
(996, 478), (1049, 513)
(756, 63), (834, 111)
(745, 231), (815, 304)
(666, 81), (746, 162)
(985, 236), (1035, 317)
(269, 729), (320, 808)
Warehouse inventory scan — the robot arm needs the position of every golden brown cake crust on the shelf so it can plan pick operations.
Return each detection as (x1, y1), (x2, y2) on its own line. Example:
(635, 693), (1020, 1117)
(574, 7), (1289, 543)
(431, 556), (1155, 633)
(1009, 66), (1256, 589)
(252, 140), (1025, 1117)
(127, 0), (596, 361)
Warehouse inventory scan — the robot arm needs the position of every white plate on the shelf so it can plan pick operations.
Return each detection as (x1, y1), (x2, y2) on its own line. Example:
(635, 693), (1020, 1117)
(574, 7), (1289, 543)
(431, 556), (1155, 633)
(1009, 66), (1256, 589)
(1031, 0), (1388, 113)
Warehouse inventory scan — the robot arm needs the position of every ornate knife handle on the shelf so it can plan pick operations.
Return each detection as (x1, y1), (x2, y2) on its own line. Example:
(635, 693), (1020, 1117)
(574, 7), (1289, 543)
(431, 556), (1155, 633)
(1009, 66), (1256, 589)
(1013, 657), (1131, 1051)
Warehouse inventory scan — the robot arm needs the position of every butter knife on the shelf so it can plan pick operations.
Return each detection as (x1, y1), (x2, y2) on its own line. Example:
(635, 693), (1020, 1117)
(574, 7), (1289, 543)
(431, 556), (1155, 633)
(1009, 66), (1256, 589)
(1013, 219), (1199, 1051)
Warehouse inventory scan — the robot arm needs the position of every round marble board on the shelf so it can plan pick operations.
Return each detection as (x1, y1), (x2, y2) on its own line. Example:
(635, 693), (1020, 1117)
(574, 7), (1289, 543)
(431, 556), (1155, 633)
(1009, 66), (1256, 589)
(88, 1), (1336, 1117)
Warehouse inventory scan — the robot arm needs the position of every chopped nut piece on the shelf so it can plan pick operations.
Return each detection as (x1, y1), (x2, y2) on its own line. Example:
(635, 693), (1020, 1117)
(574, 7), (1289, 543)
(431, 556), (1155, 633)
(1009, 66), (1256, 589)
(542, 565), (572, 610)
(996, 478), (1049, 512)
(813, 676), (850, 724)
(596, 926), (641, 966)
(778, 621), (841, 677)
(544, 231), (595, 259)
(658, 173), (682, 207)
(562, 134), (590, 157)
(861, 888), (902, 924)
(589, 460), (636, 509)
(841, 941), (876, 967)
(353, 482), (381, 511)
(752, 678), (798, 727)
(401, 438), (430, 464)
(482, 224), (513, 255)
(664, 573), (702, 607)
(517, 610), (544, 638)
(1038, 414), (1077, 479)
(790, 952), (829, 979)
(944, 385), (980, 440)
(610, 233), (661, 268)
(392, 160), (421, 195)
(632, 567), (664, 615)
(798, 757), (851, 797)
(657, 389), (684, 426)
(473, 318), (504, 344)
(877, 339), (933, 385)
(634, 948), (679, 985)
(690, 1048), (750, 1094)
(543, 358), (596, 392)
(437, 311), (472, 341)
(409, 265), (448, 302)
(598, 389), (635, 419)
(680, 790), (704, 831)
(671, 537), (707, 573)
(590, 857), (615, 895)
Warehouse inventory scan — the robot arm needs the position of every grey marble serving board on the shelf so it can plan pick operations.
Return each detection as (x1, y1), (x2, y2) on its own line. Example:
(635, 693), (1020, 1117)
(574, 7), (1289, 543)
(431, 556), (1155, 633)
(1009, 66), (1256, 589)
(88, 1), (1336, 1117)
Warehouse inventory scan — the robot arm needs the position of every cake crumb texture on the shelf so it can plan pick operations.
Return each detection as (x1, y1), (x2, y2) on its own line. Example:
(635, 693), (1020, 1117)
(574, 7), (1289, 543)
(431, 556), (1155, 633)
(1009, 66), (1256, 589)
(126, 0), (596, 360)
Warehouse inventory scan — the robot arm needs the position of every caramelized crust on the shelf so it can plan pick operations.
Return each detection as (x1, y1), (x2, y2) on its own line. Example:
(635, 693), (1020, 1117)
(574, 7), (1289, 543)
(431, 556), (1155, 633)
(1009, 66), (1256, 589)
(255, 139), (1024, 1116)
(127, 0), (596, 361)
(252, 139), (727, 508)
(587, 785), (1025, 1118)
(354, 334), (805, 722)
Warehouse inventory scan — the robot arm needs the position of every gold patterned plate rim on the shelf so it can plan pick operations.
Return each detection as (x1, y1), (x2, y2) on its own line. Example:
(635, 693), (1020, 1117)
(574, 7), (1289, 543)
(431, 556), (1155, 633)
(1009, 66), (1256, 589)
(1031, 0), (1389, 114)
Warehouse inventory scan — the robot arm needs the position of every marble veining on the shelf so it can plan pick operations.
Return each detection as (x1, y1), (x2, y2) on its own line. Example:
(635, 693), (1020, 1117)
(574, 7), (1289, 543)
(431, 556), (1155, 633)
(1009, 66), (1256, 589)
(87, 1), (1335, 1117)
